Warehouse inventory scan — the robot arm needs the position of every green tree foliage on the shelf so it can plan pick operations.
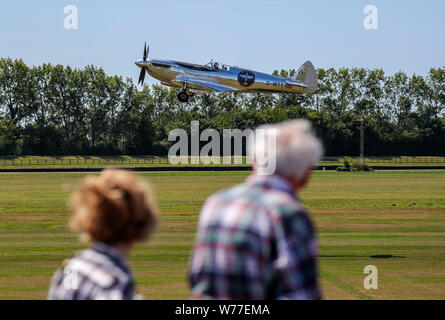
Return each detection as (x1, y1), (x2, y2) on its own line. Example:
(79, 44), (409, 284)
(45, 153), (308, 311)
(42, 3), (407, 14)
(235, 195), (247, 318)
(0, 58), (443, 156)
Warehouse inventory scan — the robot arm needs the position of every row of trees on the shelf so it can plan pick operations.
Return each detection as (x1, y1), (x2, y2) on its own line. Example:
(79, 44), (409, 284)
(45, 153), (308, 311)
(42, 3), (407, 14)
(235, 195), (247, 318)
(0, 58), (444, 156)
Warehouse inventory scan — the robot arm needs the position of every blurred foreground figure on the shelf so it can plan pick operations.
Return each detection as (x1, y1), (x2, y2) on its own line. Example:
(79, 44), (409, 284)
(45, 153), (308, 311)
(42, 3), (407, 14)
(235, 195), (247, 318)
(48, 169), (158, 300)
(189, 119), (323, 299)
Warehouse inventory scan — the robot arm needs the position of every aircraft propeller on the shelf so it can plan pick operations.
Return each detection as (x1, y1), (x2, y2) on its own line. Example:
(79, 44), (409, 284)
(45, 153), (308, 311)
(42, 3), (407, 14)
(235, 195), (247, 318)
(138, 42), (149, 85)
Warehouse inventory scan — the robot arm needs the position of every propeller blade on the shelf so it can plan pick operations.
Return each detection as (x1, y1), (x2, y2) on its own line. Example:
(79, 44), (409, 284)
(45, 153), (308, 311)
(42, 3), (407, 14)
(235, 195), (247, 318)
(138, 42), (149, 86)
(143, 42), (148, 61)
(138, 68), (146, 85)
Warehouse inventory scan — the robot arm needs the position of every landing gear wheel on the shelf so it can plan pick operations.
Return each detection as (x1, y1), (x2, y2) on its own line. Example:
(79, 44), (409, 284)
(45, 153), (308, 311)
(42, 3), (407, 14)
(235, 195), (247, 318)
(177, 91), (189, 103)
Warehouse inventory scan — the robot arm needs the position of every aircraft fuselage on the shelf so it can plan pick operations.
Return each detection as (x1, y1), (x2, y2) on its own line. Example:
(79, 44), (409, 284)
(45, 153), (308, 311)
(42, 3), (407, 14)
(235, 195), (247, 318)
(136, 59), (308, 94)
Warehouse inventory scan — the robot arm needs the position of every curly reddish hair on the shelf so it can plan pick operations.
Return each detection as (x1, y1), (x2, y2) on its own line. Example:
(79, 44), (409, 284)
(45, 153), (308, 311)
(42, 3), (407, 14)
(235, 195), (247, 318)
(70, 169), (158, 245)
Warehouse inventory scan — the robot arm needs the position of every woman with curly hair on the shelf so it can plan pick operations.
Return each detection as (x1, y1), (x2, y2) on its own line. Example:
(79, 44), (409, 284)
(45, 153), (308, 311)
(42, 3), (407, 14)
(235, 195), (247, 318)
(48, 169), (158, 300)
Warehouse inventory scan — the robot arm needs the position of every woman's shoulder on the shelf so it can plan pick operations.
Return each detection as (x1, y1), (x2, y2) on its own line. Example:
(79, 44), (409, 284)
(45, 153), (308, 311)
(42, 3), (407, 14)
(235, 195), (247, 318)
(48, 246), (135, 300)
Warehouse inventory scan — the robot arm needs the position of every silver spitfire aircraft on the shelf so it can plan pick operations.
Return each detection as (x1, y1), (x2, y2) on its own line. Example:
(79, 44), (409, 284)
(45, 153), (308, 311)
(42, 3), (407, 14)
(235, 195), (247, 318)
(135, 43), (318, 103)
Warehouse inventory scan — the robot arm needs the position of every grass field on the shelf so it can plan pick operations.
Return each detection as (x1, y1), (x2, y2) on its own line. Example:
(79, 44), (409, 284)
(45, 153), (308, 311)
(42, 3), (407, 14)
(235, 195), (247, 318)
(0, 170), (444, 299)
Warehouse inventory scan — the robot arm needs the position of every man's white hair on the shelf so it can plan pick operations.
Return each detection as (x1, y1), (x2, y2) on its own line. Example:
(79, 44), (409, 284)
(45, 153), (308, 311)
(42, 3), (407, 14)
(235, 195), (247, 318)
(253, 119), (324, 181)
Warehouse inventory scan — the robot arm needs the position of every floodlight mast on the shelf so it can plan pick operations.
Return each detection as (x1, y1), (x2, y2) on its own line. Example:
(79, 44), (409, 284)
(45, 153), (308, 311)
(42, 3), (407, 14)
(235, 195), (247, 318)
(357, 118), (365, 166)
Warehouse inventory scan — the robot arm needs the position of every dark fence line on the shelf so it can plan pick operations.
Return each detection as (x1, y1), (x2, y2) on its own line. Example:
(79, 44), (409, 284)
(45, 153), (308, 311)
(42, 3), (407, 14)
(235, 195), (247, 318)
(3, 165), (445, 174)
(0, 156), (445, 167)
(323, 156), (445, 165)
(0, 157), (170, 166)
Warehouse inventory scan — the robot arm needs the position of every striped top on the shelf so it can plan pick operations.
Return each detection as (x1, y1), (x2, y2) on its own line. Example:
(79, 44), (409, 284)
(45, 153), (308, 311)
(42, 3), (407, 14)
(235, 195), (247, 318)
(48, 242), (135, 300)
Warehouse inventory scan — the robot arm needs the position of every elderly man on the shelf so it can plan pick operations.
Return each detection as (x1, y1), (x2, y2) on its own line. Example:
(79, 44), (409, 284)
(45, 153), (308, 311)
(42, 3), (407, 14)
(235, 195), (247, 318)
(189, 119), (323, 300)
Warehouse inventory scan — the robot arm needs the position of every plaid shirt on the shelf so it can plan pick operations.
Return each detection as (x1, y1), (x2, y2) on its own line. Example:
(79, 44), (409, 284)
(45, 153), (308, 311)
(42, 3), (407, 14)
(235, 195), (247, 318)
(48, 242), (135, 300)
(189, 174), (321, 300)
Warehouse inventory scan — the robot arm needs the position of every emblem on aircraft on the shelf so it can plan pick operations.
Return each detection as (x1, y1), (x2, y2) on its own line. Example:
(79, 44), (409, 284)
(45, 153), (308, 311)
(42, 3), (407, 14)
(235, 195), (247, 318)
(237, 70), (255, 87)
(135, 42), (318, 102)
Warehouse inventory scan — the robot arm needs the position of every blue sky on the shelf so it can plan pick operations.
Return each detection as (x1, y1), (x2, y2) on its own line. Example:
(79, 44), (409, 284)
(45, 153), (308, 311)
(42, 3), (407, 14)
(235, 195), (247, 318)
(1, 0), (444, 85)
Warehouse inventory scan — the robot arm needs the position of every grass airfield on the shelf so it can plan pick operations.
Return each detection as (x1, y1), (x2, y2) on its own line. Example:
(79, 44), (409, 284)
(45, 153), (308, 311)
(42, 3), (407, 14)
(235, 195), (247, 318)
(0, 170), (444, 299)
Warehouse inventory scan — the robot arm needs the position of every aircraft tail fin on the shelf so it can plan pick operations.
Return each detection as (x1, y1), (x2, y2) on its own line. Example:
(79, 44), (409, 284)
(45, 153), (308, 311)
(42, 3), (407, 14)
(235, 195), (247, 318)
(293, 61), (318, 93)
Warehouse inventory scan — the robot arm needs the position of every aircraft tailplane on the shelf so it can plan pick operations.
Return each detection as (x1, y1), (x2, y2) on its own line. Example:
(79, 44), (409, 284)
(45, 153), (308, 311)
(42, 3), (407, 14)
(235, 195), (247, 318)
(293, 61), (318, 94)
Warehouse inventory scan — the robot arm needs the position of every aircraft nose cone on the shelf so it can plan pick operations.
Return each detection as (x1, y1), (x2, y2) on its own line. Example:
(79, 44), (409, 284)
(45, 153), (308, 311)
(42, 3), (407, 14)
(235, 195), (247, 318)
(135, 60), (148, 68)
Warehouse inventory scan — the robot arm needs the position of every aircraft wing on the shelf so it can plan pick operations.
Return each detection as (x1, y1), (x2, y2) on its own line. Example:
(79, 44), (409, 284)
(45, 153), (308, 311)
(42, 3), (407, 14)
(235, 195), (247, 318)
(171, 76), (237, 92)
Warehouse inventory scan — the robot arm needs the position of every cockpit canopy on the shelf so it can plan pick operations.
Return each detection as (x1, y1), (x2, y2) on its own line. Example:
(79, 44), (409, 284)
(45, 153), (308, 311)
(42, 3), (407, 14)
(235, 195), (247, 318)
(205, 60), (230, 71)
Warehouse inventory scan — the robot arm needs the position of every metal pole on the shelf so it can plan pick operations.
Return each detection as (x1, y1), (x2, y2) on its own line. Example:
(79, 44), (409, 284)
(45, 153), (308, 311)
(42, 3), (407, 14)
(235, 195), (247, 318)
(360, 118), (364, 166)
